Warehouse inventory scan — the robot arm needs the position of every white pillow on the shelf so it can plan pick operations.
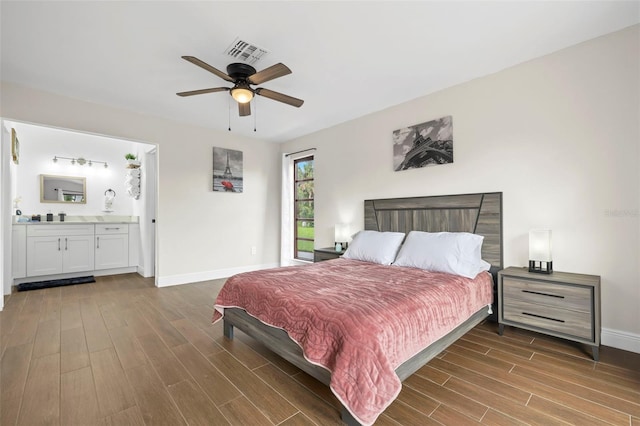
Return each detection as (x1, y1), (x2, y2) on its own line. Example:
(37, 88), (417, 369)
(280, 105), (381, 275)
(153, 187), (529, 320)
(342, 230), (406, 265)
(393, 231), (490, 278)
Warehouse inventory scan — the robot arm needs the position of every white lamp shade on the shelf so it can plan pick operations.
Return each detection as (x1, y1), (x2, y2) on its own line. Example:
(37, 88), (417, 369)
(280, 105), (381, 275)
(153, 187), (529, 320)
(529, 230), (552, 262)
(334, 224), (350, 243)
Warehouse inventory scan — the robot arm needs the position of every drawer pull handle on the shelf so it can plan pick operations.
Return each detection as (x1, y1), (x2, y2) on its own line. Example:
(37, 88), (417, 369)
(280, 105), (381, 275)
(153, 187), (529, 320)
(522, 312), (565, 323)
(104, 227), (120, 230)
(58, 238), (61, 251)
(97, 236), (100, 249)
(522, 290), (564, 299)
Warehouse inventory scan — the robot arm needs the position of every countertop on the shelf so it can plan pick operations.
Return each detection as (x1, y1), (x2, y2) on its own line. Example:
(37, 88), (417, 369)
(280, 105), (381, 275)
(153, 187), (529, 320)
(14, 215), (139, 225)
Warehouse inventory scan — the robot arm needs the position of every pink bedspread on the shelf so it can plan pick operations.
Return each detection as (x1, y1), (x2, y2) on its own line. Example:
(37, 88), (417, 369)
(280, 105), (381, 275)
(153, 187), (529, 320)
(212, 258), (493, 425)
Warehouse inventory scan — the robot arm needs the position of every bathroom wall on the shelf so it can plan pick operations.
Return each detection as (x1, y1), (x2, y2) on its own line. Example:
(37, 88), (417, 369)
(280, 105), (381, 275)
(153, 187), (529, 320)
(7, 121), (152, 218)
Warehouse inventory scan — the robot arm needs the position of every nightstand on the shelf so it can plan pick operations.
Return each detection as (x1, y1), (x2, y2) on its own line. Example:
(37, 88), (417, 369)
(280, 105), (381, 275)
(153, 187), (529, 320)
(498, 266), (601, 360)
(313, 247), (344, 262)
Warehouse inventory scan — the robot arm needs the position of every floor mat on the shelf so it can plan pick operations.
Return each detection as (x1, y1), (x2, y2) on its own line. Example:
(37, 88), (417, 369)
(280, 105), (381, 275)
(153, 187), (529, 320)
(16, 275), (96, 291)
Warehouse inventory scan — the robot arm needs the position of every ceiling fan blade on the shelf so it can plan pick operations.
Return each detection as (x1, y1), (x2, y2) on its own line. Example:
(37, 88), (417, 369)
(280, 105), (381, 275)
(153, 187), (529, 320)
(247, 63), (291, 85)
(238, 102), (251, 116)
(176, 87), (230, 97)
(255, 88), (304, 108)
(182, 56), (235, 83)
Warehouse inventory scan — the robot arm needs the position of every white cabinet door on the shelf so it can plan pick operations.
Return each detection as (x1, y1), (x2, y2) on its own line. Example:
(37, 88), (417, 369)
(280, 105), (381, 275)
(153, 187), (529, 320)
(63, 235), (95, 273)
(26, 236), (63, 277)
(27, 234), (95, 277)
(12, 226), (27, 279)
(95, 234), (129, 270)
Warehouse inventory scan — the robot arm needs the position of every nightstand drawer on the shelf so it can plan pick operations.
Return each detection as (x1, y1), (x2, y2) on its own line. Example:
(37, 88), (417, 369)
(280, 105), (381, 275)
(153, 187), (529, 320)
(503, 299), (593, 340)
(503, 277), (592, 313)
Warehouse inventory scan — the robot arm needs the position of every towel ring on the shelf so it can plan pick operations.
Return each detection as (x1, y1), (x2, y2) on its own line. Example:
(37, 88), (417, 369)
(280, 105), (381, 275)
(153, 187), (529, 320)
(104, 189), (116, 197)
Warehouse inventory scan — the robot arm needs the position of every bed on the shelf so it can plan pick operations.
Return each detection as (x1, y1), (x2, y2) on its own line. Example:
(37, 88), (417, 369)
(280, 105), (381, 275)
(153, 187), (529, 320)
(213, 192), (503, 425)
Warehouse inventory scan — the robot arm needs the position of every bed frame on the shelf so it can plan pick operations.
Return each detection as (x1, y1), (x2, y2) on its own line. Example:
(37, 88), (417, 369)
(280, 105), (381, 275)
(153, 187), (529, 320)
(223, 192), (503, 425)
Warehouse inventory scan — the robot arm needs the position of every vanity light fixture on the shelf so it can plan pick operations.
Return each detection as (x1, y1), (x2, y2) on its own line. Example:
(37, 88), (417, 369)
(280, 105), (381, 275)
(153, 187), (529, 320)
(53, 156), (108, 168)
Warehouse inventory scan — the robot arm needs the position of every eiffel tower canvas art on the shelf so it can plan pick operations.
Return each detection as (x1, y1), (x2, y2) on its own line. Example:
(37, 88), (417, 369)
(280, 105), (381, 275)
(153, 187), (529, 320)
(213, 147), (243, 192)
(393, 115), (453, 171)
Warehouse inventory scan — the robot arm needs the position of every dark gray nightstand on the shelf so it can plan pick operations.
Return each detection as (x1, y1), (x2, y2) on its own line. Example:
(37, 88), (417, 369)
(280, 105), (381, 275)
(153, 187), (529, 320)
(498, 266), (601, 360)
(313, 247), (345, 262)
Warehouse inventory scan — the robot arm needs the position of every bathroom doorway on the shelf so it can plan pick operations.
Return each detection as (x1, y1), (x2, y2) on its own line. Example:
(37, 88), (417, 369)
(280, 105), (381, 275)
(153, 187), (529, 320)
(1, 120), (159, 294)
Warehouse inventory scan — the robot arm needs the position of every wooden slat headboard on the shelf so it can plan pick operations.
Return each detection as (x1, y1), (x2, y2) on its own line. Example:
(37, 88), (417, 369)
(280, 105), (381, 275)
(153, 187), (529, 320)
(364, 192), (503, 271)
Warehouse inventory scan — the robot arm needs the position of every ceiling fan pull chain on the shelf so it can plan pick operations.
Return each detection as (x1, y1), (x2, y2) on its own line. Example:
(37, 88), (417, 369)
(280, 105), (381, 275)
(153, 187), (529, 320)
(228, 95), (231, 131)
(254, 98), (257, 132)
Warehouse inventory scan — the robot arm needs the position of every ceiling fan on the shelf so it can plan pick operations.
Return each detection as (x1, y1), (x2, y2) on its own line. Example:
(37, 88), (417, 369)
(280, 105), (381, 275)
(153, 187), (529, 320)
(177, 56), (304, 117)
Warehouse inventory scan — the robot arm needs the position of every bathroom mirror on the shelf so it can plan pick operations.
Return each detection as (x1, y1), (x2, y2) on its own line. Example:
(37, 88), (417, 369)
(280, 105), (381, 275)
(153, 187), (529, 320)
(40, 174), (86, 204)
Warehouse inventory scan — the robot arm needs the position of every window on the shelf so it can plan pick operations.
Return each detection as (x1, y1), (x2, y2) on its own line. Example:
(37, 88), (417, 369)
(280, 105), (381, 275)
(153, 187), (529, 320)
(294, 156), (314, 261)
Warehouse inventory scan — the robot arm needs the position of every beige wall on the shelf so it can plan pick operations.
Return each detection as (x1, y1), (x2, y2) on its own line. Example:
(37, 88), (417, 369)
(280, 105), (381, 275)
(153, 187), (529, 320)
(1, 83), (283, 284)
(282, 25), (640, 351)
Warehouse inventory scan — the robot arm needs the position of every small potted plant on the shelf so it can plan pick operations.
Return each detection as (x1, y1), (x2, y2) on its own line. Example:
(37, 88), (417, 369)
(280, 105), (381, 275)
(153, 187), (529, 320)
(125, 153), (141, 169)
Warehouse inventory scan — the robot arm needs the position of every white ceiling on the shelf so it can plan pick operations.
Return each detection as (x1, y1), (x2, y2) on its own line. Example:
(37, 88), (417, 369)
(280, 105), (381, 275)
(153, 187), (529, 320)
(1, 1), (638, 143)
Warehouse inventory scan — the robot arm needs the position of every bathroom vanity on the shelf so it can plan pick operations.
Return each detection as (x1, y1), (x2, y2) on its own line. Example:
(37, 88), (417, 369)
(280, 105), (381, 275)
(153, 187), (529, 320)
(12, 217), (140, 285)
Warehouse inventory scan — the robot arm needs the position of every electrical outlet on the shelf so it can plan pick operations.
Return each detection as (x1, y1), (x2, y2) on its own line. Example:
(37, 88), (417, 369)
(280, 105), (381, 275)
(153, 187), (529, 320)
(251, 246), (257, 255)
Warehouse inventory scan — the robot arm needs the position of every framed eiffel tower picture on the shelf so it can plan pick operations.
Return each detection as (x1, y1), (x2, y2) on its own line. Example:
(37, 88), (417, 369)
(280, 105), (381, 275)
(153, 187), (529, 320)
(393, 115), (453, 171)
(213, 147), (243, 192)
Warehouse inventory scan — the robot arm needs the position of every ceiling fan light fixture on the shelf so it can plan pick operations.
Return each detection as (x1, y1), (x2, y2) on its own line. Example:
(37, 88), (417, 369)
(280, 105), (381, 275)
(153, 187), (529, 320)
(231, 87), (253, 104)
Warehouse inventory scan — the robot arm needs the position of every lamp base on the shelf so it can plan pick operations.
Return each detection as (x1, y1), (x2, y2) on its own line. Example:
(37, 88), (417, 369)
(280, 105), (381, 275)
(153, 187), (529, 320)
(529, 260), (553, 274)
(334, 242), (348, 252)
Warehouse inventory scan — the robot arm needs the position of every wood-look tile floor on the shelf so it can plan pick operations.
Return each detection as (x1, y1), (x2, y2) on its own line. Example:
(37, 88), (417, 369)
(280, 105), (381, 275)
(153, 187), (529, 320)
(1, 273), (639, 425)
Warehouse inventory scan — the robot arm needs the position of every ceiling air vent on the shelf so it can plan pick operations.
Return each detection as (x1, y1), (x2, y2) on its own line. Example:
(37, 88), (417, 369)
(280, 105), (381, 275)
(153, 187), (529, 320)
(223, 38), (268, 65)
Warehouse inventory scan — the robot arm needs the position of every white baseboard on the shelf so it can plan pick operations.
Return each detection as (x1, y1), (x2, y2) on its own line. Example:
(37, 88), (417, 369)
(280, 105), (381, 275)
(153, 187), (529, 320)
(601, 327), (640, 354)
(156, 262), (280, 287)
(280, 258), (312, 267)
